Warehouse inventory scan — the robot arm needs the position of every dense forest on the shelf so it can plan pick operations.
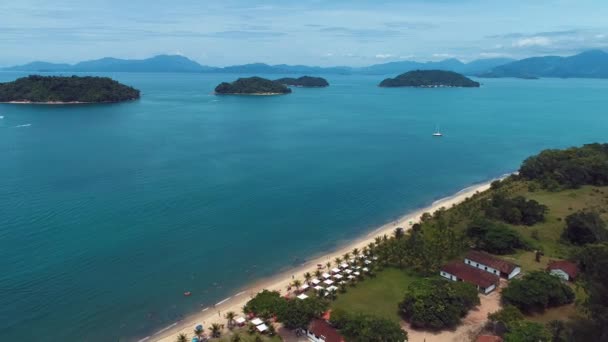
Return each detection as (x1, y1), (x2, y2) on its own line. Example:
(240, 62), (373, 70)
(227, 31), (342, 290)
(379, 70), (480, 88)
(0, 75), (140, 103)
(214, 77), (291, 95)
(519, 143), (608, 190)
(274, 76), (329, 87)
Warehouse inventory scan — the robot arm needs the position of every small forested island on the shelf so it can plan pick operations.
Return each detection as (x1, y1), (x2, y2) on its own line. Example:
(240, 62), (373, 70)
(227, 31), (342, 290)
(379, 70), (480, 88)
(0, 75), (140, 103)
(275, 76), (329, 87)
(214, 77), (291, 95)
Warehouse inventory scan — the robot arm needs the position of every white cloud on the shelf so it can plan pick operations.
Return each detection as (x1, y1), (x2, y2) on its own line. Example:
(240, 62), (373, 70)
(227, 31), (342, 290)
(375, 53), (394, 59)
(512, 36), (552, 48)
(432, 53), (453, 58)
(479, 52), (510, 58)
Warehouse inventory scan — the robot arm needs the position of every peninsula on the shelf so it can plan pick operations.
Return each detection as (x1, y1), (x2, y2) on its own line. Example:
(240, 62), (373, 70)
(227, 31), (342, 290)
(0, 75), (140, 103)
(275, 76), (329, 87)
(379, 70), (480, 88)
(214, 77), (291, 95)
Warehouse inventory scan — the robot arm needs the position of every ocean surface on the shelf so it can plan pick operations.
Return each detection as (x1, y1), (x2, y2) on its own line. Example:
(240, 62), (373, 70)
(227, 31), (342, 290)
(1, 72), (607, 341)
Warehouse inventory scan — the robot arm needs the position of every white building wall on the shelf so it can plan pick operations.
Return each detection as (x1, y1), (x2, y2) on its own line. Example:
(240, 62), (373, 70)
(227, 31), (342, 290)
(464, 258), (500, 276)
(508, 267), (521, 279)
(306, 330), (326, 342)
(440, 271), (457, 281)
(550, 269), (570, 281)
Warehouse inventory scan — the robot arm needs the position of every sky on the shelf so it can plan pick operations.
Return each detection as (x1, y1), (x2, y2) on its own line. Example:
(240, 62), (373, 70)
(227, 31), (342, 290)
(1, 0), (608, 67)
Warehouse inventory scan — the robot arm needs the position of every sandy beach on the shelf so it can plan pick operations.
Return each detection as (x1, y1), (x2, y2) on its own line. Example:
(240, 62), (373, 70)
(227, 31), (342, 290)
(146, 177), (503, 342)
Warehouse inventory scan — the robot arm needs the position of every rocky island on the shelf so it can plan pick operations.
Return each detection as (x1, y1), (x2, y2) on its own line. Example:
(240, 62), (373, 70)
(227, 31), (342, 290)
(275, 76), (329, 87)
(0, 75), (140, 103)
(379, 70), (480, 88)
(214, 77), (291, 95)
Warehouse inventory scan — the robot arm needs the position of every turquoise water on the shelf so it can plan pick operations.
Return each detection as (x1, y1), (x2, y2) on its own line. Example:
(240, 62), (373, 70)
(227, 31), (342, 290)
(1, 72), (607, 341)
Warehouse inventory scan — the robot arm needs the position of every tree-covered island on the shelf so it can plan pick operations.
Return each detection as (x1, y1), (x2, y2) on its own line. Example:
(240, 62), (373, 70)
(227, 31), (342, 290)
(0, 75), (140, 103)
(214, 77), (292, 95)
(275, 76), (329, 87)
(379, 70), (480, 88)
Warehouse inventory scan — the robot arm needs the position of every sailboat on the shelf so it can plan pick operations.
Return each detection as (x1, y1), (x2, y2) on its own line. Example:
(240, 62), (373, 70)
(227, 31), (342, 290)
(432, 125), (443, 137)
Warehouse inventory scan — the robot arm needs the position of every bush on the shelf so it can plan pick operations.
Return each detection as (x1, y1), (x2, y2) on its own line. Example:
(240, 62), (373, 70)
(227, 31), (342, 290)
(563, 211), (608, 245)
(504, 321), (551, 342)
(399, 278), (479, 330)
(243, 290), (286, 319)
(502, 271), (574, 312)
(488, 305), (524, 331)
(276, 297), (328, 330)
(466, 218), (529, 254)
(332, 311), (408, 342)
(484, 194), (547, 226)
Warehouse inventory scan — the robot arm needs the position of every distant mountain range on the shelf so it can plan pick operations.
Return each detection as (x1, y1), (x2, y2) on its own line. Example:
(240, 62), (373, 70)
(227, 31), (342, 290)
(3, 50), (608, 78)
(480, 50), (608, 79)
(1, 55), (513, 76)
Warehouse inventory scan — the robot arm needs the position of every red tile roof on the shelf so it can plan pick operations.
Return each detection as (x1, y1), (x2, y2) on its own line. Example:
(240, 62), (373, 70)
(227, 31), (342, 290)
(466, 250), (518, 275)
(548, 260), (579, 279)
(442, 261), (499, 289)
(477, 335), (503, 342)
(309, 319), (344, 342)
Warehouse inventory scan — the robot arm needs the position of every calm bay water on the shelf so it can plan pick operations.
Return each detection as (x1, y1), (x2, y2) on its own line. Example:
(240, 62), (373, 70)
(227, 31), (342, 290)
(0, 72), (607, 341)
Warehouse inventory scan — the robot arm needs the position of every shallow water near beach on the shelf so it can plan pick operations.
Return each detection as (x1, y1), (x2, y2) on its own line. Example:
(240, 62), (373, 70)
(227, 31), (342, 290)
(1, 72), (607, 341)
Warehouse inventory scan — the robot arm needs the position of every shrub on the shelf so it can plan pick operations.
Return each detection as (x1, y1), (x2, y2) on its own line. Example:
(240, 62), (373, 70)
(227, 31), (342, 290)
(399, 278), (479, 330)
(563, 211), (608, 245)
(502, 271), (574, 312)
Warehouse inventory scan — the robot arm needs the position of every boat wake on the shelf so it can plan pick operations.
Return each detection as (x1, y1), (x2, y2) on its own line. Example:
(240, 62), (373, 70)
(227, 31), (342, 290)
(15, 124), (31, 128)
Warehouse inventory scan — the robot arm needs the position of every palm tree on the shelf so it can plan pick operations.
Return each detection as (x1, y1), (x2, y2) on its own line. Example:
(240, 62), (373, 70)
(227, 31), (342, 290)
(325, 261), (331, 270)
(334, 256), (342, 265)
(209, 323), (222, 338)
(394, 227), (405, 239)
(303, 272), (312, 284)
(343, 252), (351, 261)
(194, 325), (204, 340)
(352, 248), (360, 258)
(328, 288), (337, 300)
(225, 311), (236, 329)
(231, 333), (242, 342)
(339, 283), (347, 293)
(367, 242), (375, 253)
(382, 234), (388, 242)
(292, 279), (302, 290)
(176, 333), (188, 342)
(374, 236), (382, 246)
(314, 269), (322, 278)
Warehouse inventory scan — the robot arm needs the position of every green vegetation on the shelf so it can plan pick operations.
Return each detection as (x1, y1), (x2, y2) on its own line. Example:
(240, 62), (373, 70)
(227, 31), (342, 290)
(467, 218), (529, 254)
(398, 278), (480, 330)
(274, 76), (329, 87)
(502, 271), (574, 312)
(563, 211), (607, 245)
(214, 77), (291, 95)
(483, 194), (547, 225)
(330, 309), (408, 342)
(379, 70), (480, 88)
(519, 143), (608, 190)
(276, 297), (328, 330)
(503, 321), (551, 342)
(331, 268), (418, 322)
(0, 75), (140, 103)
(243, 290), (285, 319)
(488, 305), (525, 331)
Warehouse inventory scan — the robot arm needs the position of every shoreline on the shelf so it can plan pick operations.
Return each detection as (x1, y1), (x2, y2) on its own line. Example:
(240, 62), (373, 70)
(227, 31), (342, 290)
(145, 174), (509, 342)
(0, 99), (139, 105)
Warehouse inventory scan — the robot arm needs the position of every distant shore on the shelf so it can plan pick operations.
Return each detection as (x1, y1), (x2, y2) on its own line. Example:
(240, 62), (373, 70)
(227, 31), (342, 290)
(145, 175), (508, 342)
(1, 99), (138, 105)
(213, 92), (288, 96)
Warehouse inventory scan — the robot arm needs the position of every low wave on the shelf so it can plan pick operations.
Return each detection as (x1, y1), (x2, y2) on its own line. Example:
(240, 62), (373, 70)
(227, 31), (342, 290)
(15, 124), (31, 128)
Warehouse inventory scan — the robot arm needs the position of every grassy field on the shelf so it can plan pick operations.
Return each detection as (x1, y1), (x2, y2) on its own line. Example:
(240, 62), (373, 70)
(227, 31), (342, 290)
(330, 268), (418, 323)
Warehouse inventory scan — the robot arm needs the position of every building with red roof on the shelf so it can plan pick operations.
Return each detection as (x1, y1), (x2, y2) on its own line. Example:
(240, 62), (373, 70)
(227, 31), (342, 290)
(465, 250), (521, 279)
(304, 319), (345, 342)
(547, 260), (579, 281)
(477, 335), (503, 342)
(440, 261), (500, 294)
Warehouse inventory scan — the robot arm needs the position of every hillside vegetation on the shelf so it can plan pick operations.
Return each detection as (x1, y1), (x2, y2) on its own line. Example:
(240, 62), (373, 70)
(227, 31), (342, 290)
(0, 75), (140, 103)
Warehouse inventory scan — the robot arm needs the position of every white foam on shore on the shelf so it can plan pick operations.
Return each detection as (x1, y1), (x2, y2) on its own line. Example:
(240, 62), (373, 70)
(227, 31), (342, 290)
(234, 291), (246, 297)
(216, 297), (231, 306)
(153, 322), (178, 336)
(137, 337), (151, 342)
(201, 307), (209, 312)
